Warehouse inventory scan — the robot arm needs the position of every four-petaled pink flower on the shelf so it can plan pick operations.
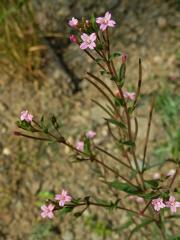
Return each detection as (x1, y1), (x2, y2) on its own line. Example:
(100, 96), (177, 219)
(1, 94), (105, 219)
(152, 198), (165, 212)
(123, 91), (136, 101)
(165, 196), (180, 213)
(68, 17), (78, 27)
(55, 189), (72, 206)
(41, 204), (54, 219)
(86, 130), (96, 139)
(80, 33), (96, 50)
(69, 35), (78, 43)
(20, 110), (33, 123)
(96, 12), (116, 31)
(76, 141), (84, 151)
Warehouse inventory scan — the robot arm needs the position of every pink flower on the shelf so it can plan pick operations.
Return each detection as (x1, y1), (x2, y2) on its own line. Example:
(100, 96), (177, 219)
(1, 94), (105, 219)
(41, 204), (54, 219)
(165, 196), (180, 213)
(121, 53), (127, 64)
(153, 172), (161, 180)
(80, 33), (96, 50)
(96, 11), (116, 31)
(68, 17), (78, 27)
(20, 110), (33, 123)
(69, 35), (78, 43)
(86, 130), (96, 139)
(152, 198), (165, 211)
(127, 195), (136, 201)
(55, 189), (72, 206)
(76, 141), (84, 151)
(114, 90), (121, 98)
(136, 197), (144, 203)
(123, 91), (136, 101)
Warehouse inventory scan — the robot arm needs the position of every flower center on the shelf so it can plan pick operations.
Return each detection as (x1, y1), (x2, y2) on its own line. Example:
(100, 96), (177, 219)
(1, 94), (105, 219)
(87, 39), (91, 44)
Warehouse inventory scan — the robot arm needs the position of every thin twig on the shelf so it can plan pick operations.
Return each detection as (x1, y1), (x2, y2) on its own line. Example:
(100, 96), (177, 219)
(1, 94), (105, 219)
(87, 72), (115, 98)
(133, 58), (142, 108)
(95, 146), (132, 169)
(85, 77), (117, 112)
(142, 96), (156, 169)
(92, 99), (114, 118)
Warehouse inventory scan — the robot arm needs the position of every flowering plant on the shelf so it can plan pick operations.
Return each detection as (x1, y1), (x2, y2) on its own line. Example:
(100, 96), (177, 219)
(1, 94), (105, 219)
(15, 11), (179, 239)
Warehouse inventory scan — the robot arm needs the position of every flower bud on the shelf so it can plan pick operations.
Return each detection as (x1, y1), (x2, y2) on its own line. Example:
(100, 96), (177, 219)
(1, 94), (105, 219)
(121, 53), (127, 64)
(69, 35), (78, 43)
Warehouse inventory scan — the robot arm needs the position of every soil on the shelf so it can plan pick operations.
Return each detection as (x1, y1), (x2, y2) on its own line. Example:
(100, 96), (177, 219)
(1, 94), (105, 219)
(0, 0), (179, 239)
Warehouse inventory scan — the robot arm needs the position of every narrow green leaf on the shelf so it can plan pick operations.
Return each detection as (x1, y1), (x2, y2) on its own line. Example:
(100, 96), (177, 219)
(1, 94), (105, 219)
(38, 191), (54, 199)
(90, 14), (98, 31)
(59, 206), (74, 215)
(139, 191), (160, 199)
(109, 51), (121, 61)
(105, 118), (126, 129)
(144, 179), (159, 189)
(96, 42), (104, 51)
(51, 115), (60, 131)
(110, 181), (141, 194)
(118, 63), (126, 87)
(16, 120), (37, 132)
(119, 140), (135, 147)
(95, 58), (103, 63)
(110, 76), (119, 81)
(114, 220), (133, 233)
(114, 97), (125, 107)
(128, 219), (154, 240)
(84, 138), (90, 154)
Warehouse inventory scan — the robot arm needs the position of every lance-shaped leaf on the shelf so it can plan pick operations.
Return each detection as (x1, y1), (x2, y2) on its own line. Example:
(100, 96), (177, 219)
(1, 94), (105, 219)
(51, 115), (61, 131)
(109, 181), (141, 195)
(109, 51), (122, 61)
(16, 120), (38, 132)
(144, 179), (159, 189)
(118, 140), (135, 147)
(59, 206), (74, 216)
(138, 191), (160, 200)
(118, 63), (126, 87)
(114, 97), (125, 107)
(40, 115), (50, 133)
(83, 138), (91, 155)
(128, 219), (154, 240)
(90, 14), (98, 31)
(105, 118), (126, 129)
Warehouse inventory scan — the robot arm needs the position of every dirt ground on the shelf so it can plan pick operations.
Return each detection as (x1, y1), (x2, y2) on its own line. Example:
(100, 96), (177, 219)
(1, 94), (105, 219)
(0, 0), (180, 239)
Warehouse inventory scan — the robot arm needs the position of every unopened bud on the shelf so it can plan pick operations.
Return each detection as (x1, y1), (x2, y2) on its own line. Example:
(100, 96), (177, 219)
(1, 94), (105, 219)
(121, 53), (127, 64)
(69, 35), (78, 43)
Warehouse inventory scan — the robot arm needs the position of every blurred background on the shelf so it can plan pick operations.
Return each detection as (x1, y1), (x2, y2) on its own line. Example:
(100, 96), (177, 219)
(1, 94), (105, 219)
(0, 0), (180, 239)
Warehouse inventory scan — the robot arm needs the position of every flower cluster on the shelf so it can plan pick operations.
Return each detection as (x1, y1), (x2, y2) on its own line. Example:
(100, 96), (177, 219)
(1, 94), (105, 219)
(41, 189), (71, 219)
(14, 10), (179, 238)
(152, 196), (180, 213)
(68, 11), (116, 50)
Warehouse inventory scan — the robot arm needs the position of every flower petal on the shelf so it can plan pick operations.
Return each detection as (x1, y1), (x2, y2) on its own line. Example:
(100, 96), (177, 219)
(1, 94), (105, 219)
(80, 42), (88, 50)
(105, 11), (111, 20)
(81, 33), (88, 41)
(90, 33), (96, 42)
